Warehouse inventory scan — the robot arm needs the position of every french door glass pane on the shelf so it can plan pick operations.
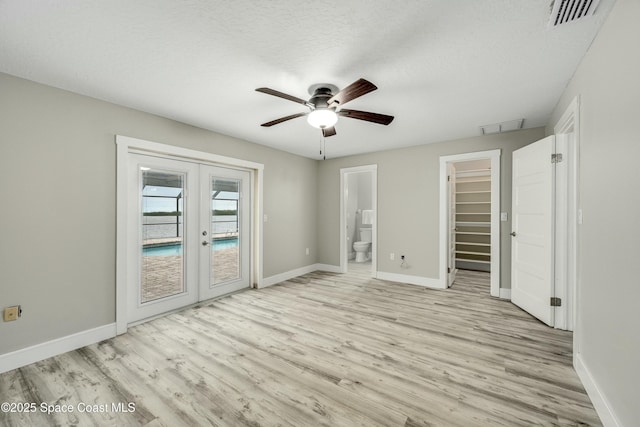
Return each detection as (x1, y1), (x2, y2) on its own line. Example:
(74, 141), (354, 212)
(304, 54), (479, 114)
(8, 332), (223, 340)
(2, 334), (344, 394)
(211, 178), (240, 285)
(141, 170), (185, 303)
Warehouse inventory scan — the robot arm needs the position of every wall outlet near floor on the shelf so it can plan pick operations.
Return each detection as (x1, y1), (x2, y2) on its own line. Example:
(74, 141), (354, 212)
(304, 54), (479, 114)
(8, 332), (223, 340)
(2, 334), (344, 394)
(305, 247), (309, 255)
(4, 305), (21, 322)
(390, 253), (395, 261)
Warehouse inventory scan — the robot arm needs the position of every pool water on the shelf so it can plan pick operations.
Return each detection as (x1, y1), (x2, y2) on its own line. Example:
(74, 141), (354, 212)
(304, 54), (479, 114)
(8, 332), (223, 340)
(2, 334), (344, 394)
(143, 238), (238, 256)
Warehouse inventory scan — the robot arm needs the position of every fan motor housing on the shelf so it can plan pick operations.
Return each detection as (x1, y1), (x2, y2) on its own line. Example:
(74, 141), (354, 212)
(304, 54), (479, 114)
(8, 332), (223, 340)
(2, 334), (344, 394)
(308, 83), (338, 109)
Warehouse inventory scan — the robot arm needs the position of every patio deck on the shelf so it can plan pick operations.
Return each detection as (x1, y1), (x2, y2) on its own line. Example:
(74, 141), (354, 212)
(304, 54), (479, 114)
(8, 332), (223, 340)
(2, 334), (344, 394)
(141, 246), (239, 302)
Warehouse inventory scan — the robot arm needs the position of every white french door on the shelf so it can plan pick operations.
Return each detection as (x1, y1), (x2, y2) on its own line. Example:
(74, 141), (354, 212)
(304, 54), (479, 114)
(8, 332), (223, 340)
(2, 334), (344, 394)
(199, 165), (250, 300)
(511, 135), (555, 326)
(127, 154), (250, 324)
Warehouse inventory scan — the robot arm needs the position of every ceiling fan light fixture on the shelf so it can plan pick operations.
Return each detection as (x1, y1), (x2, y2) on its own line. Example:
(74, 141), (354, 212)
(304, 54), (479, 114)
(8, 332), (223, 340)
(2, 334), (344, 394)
(307, 109), (338, 129)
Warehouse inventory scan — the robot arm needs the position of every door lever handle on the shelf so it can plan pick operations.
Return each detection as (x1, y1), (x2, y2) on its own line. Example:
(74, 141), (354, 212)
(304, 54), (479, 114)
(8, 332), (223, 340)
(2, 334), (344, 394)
(510, 231), (516, 237)
(202, 240), (209, 246)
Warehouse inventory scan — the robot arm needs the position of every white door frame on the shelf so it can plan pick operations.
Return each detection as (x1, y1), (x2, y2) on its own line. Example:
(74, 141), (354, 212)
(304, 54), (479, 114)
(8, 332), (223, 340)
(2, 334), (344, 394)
(115, 135), (264, 335)
(553, 96), (580, 332)
(340, 165), (377, 276)
(439, 150), (501, 296)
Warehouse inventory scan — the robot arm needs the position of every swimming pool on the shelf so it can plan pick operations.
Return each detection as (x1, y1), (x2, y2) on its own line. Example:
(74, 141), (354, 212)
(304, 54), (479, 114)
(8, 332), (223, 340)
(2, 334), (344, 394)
(143, 238), (238, 256)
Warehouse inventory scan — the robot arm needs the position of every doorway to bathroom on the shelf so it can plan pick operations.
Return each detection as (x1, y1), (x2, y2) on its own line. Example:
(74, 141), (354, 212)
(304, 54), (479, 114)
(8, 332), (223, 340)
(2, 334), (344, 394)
(340, 165), (377, 276)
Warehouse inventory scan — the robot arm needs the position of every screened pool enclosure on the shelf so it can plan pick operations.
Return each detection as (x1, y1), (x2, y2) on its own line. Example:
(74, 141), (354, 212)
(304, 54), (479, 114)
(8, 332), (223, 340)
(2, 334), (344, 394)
(139, 170), (241, 303)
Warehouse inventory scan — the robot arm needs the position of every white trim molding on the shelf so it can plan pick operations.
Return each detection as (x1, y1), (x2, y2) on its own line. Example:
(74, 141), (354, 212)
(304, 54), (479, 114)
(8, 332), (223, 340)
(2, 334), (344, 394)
(0, 324), (116, 374)
(376, 271), (444, 289)
(261, 264), (319, 288)
(261, 264), (343, 288)
(499, 288), (512, 300)
(553, 95), (580, 333)
(575, 353), (621, 427)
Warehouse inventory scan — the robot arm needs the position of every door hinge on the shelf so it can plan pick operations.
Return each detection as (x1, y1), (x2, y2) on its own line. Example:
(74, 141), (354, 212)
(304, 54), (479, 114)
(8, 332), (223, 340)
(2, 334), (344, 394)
(448, 175), (451, 182)
(448, 267), (451, 273)
(551, 153), (563, 163)
(550, 297), (562, 307)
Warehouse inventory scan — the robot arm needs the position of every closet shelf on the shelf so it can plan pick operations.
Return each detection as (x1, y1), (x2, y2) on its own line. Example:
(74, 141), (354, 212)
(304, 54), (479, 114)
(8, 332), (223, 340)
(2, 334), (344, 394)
(456, 178), (491, 183)
(455, 161), (491, 272)
(455, 258), (491, 264)
(456, 250), (490, 256)
(456, 168), (491, 174)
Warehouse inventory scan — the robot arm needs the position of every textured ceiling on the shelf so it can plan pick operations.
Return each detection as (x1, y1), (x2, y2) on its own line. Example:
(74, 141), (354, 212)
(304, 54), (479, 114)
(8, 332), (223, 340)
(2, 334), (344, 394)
(0, 0), (615, 159)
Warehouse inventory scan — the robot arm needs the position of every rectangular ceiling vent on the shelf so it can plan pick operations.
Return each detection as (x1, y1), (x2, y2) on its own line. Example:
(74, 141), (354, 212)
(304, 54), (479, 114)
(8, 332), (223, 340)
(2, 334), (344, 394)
(480, 119), (524, 135)
(549, 0), (601, 27)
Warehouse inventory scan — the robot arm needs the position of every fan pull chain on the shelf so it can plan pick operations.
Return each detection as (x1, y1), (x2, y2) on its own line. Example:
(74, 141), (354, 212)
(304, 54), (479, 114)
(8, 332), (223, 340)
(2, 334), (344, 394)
(323, 134), (326, 160)
(320, 134), (326, 160)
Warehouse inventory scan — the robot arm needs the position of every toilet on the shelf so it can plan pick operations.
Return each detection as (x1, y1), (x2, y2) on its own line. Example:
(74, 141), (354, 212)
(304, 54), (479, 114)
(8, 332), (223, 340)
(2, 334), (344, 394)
(353, 228), (372, 262)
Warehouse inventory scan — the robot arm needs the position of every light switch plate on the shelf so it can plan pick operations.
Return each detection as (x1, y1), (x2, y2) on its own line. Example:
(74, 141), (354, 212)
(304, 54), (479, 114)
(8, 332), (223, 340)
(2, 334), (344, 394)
(500, 212), (508, 221)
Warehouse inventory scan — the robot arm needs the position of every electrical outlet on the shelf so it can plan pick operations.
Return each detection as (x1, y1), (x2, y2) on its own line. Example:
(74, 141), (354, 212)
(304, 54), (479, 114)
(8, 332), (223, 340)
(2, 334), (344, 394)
(390, 253), (395, 261)
(305, 247), (309, 255)
(4, 306), (20, 322)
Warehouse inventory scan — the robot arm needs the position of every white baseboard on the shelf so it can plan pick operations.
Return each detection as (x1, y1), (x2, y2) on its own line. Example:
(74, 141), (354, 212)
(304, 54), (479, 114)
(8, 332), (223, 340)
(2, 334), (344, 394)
(499, 288), (512, 299)
(261, 264), (318, 288)
(314, 263), (342, 274)
(574, 353), (621, 427)
(376, 271), (445, 289)
(0, 323), (116, 374)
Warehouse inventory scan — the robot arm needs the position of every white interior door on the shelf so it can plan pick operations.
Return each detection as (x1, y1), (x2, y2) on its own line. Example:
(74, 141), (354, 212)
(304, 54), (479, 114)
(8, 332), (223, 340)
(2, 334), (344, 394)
(447, 163), (457, 286)
(199, 166), (251, 300)
(511, 135), (555, 326)
(127, 155), (200, 323)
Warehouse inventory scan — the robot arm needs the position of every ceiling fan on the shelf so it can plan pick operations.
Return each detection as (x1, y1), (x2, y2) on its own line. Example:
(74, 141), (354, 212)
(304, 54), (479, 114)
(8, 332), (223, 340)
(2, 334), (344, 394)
(255, 78), (394, 138)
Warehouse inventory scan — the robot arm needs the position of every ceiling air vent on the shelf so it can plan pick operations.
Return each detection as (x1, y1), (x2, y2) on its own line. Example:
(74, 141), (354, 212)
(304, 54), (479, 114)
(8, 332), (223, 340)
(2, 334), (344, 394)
(549, 0), (601, 27)
(480, 119), (524, 135)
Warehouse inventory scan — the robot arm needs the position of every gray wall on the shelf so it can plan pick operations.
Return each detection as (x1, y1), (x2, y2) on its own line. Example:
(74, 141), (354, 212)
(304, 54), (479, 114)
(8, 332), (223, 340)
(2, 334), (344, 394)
(547, 0), (640, 424)
(317, 128), (545, 287)
(0, 73), (317, 354)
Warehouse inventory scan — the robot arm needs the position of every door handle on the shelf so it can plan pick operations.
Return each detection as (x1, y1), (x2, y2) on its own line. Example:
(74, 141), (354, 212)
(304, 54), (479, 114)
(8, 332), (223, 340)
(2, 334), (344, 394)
(202, 240), (209, 246)
(510, 231), (516, 237)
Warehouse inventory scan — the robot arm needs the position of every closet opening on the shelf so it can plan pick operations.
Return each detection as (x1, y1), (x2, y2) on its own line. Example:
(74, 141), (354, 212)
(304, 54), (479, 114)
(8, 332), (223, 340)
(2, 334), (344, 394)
(453, 159), (492, 274)
(439, 150), (501, 297)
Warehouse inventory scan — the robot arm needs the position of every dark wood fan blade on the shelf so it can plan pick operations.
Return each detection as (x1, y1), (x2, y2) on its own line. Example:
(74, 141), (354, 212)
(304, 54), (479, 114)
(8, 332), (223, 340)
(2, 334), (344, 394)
(260, 112), (307, 127)
(322, 126), (337, 137)
(327, 78), (377, 107)
(256, 87), (310, 106)
(338, 109), (394, 125)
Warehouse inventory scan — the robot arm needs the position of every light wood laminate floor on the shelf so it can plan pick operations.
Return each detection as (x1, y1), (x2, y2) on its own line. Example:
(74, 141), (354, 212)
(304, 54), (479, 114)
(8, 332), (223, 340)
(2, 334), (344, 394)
(0, 267), (600, 426)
